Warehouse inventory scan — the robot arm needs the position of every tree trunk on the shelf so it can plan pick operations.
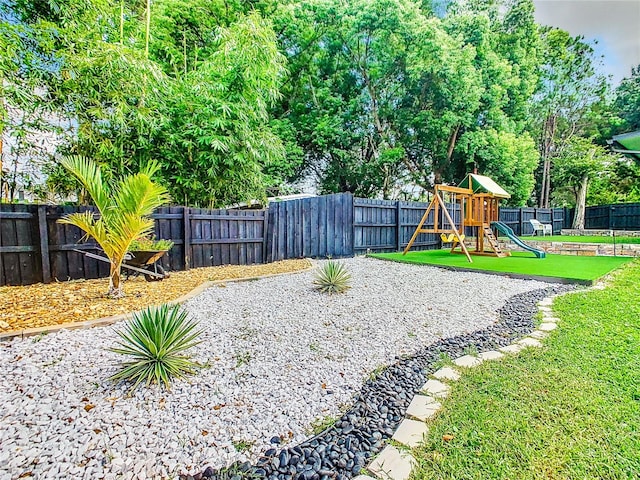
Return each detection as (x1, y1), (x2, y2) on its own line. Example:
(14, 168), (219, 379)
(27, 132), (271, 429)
(446, 125), (460, 163)
(145, 0), (151, 58)
(120, 0), (124, 44)
(108, 260), (125, 298)
(572, 173), (589, 230)
(539, 114), (557, 208)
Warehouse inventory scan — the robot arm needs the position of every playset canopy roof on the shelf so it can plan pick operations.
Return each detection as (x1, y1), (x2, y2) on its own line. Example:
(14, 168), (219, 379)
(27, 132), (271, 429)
(458, 173), (511, 199)
(608, 130), (640, 162)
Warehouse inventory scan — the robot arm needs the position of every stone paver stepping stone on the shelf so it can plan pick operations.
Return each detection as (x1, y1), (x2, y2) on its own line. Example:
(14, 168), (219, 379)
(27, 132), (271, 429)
(432, 367), (460, 381)
(453, 355), (483, 368)
(478, 350), (504, 361)
(422, 379), (450, 398)
(368, 446), (415, 480)
(528, 330), (548, 340)
(498, 344), (524, 354)
(538, 322), (558, 331)
(518, 337), (543, 348)
(543, 316), (561, 323)
(354, 476), (378, 480)
(392, 418), (429, 447)
(406, 395), (442, 421)
(539, 298), (553, 306)
(538, 306), (552, 313)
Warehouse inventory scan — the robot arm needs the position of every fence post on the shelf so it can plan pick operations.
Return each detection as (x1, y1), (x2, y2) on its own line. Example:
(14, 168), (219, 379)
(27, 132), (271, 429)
(519, 208), (523, 236)
(183, 206), (191, 270)
(37, 205), (52, 284)
(396, 200), (402, 251)
(262, 207), (269, 263)
(349, 193), (355, 256)
(608, 205), (613, 230)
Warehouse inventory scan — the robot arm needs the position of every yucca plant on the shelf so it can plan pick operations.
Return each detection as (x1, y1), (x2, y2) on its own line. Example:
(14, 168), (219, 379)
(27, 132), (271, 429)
(59, 156), (170, 298)
(313, 260), (352, 294)
(110, 304), (202, 391)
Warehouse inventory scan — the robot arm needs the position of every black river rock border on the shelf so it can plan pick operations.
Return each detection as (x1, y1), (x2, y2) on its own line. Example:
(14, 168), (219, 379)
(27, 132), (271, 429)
(184, 284), (575, 480)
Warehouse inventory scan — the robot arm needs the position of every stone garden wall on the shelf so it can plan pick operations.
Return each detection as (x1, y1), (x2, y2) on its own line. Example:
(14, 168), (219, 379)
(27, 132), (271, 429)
(560, 229), (640, 237)
(499, 239), (640, 257)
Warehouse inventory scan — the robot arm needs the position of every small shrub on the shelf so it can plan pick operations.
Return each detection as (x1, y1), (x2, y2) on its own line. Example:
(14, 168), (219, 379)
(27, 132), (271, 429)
(313, 260), (351, 294)
(110, 304), (202, 390)
(129, 236), (174, 252)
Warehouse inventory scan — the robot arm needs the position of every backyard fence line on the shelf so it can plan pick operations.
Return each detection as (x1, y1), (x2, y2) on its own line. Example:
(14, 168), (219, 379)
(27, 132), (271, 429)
(497, 207), (567, 236)
(568, 203), (640, 230)
(8, 195), (627, 287)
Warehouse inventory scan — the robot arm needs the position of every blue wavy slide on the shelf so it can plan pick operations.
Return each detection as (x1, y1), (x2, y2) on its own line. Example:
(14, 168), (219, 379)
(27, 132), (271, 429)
(491, 221), (546, 259)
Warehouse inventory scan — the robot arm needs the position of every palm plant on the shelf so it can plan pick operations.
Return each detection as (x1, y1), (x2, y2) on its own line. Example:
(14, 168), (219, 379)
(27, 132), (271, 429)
(59, 156), (170, 298)
(110, 304), (202, 390)
(313, 260), (352, 294)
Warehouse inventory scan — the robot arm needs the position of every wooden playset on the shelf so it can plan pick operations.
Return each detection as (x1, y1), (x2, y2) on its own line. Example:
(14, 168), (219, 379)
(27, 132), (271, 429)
(403, 174), (511, 263)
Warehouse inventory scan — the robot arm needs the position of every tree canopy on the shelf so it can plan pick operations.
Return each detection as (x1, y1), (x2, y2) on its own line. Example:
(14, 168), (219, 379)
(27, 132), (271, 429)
(1, 0), (635, 209)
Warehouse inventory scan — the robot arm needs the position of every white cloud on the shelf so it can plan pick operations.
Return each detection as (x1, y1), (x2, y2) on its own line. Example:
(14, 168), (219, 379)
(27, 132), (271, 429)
(533, 0), (640, 84)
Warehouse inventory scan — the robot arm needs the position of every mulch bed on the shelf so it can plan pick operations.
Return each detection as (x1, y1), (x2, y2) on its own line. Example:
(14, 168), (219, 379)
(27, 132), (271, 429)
(0, 259), (312, 333)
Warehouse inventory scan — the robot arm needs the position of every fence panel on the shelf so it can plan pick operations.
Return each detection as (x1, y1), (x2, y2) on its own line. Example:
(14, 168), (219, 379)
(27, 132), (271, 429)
(0, 204), (40, 286)
(353, 198), (397, 253)
(399, 201), (439, 251)
(267, 193), (354, 262)
(579, 203), (640, 230)
(552, 208), (565, 234)
(584, 205), (609, 229)
(498, 208), (520, 234)
(610, 203), (640, 230)
(498, 207), (564, 235)
(353, 198), (443, 253)
(151, 207), (185, 272)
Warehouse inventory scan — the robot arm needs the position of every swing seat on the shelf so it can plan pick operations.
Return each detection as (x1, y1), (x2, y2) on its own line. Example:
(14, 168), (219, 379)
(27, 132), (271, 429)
(440, 233), (465, 243)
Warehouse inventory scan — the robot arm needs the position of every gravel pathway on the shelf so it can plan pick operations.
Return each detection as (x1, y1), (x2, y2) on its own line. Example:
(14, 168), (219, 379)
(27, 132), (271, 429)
(0, 257), (548, 479)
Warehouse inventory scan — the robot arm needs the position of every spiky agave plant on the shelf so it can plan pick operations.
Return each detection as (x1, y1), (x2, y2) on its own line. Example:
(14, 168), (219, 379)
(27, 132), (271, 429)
(110, 304), (202, 391)
(313, 260), (352, 294)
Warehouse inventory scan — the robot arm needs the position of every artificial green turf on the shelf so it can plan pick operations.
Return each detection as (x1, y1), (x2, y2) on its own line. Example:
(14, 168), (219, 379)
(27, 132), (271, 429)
(520, 234), (640, 244)
(409, 259), (640, 480)
(370, 250), (631, 282)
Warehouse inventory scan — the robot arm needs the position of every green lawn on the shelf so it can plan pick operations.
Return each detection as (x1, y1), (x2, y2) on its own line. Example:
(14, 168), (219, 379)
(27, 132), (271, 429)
(409, 259), (640, 480)
(370, 250), (631, 282)
(518, 234), (640, 244)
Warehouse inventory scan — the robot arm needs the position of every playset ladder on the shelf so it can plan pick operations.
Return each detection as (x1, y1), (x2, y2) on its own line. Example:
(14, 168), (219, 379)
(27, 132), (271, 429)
(482, 224), (507, 257)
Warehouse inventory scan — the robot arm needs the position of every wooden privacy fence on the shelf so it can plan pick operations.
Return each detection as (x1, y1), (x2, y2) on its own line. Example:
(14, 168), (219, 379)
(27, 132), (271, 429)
(266, 193), (354, 261)
(498, 207), (567, 236)
(0, 205), (266, 286)
(576, 203), (640, 230)
(2, 196), (637, 286)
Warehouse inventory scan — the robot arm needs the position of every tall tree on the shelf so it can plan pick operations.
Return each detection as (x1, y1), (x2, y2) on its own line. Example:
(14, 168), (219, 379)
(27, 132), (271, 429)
(532, 28), (608, 207)
(614, 64), (640, 132)
(153, 12), (286, 206)
(272, 0), (484, 198)
(444, 0), (541, 202)
(552, 137), (613, 229)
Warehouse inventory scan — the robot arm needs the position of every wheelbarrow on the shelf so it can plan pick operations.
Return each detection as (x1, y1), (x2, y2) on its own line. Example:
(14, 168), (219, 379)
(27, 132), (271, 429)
(73, 248), (170, 282)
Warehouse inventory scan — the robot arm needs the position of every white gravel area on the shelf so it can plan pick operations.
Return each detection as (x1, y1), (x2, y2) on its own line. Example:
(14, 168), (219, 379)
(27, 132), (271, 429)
(0, 257), (547, 479)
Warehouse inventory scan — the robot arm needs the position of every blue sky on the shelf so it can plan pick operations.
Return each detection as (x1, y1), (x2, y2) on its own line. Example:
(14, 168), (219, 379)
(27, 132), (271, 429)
(533, 0), (640, 85)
